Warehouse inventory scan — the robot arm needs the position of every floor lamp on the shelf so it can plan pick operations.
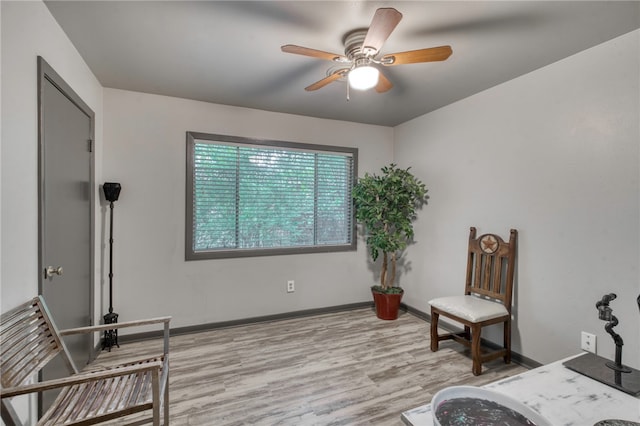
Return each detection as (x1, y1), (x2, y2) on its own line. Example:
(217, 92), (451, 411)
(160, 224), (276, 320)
(102, 182), (121, 351)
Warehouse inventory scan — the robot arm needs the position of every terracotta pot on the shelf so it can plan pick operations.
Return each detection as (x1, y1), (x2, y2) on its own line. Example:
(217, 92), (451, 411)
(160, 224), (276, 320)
(372, 289), (404, 320)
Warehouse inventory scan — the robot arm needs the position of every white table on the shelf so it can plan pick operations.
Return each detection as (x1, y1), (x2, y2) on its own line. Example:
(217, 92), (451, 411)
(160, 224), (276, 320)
(401, 354), (640, 425)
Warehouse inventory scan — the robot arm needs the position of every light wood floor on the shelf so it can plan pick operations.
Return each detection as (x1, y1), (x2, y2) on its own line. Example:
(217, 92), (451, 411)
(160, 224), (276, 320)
(95, 308), (527, 425)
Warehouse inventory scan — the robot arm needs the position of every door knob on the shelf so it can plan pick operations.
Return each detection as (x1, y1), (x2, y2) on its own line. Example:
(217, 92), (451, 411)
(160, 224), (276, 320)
(45, 266), (63, 279)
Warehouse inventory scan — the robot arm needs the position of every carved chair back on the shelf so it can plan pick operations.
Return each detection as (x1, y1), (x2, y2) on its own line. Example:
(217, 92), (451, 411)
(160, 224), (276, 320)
(465, 227), (518, 311)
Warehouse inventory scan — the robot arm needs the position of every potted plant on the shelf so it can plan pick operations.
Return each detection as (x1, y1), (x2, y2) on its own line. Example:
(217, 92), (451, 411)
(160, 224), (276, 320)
(352, 164), (428, 320)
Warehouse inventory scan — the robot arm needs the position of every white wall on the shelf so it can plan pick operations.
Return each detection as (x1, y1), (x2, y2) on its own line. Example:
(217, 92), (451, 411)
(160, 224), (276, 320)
(1, 1), (103, 313)
(395, 30), (640, 367)
(0, 0), (3, 324)
(1, 1), (103, 423)
(103, 89), (393, 329)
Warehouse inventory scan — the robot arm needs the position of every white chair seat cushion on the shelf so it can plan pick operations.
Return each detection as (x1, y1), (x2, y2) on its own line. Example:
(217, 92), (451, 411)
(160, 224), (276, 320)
(428, 295), (508, 322)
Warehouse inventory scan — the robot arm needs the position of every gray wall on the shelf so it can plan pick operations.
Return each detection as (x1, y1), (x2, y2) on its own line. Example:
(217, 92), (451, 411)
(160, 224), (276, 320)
(102, 89), (393, 329)
(395, 30), (640, 368)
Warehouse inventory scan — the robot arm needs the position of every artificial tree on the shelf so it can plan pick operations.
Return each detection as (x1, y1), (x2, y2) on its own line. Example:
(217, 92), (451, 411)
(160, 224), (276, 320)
(353, 164), (428, 299)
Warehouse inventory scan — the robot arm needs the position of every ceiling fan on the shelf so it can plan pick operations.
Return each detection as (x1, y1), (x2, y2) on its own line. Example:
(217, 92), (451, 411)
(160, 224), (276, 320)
(281, 7), (453, 93)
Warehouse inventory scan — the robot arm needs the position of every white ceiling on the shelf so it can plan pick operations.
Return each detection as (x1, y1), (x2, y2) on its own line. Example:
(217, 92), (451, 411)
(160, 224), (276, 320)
(44, 1), (639, 127)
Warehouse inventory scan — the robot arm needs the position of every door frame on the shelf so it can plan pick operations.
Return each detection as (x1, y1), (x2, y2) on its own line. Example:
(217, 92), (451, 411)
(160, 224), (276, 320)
(37, 55), (96, 348)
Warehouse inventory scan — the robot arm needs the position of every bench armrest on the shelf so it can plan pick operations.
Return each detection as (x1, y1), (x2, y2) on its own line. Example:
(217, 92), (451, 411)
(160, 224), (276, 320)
(0, 361), (162, 398)
(59, 316), (171, 335)
(60, 316), (171, 355)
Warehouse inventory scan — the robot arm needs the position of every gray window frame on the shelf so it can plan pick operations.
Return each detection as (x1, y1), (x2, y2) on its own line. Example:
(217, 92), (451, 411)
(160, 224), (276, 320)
(186, 131), (358, 260)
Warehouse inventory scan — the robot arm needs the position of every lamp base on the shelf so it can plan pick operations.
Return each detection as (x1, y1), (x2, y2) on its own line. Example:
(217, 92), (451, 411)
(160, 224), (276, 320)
(564, 352), (640, 396)
(102, 311), (119, 352)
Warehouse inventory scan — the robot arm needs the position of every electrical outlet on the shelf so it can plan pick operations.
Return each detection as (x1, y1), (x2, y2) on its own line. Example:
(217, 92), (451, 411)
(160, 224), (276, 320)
(581, 331), (596, 353)
(287, 280), (295, 293)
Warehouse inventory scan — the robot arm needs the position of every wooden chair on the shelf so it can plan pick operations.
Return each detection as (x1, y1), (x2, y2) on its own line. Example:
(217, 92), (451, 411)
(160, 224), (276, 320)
(429, 227), (517, 376)
(1, 296), (171, 425)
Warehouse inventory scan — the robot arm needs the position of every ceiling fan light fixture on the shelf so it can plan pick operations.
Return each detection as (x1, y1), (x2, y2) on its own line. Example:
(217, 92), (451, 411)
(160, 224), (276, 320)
(349, 65), (379, 91)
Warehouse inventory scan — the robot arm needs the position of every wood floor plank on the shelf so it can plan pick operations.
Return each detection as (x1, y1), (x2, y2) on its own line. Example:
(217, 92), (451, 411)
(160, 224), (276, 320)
(93, 308), (527, 425)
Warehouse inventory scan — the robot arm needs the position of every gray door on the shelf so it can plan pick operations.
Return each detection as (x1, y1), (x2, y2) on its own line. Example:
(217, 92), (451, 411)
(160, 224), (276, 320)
(38, 57), (94, 411)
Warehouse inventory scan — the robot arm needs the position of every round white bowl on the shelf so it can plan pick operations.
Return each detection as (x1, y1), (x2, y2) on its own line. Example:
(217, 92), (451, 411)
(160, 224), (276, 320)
(431, 385), (552, 426)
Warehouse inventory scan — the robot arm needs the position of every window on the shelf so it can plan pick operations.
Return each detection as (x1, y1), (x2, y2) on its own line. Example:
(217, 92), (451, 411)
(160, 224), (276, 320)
(186, 132), (357, 260)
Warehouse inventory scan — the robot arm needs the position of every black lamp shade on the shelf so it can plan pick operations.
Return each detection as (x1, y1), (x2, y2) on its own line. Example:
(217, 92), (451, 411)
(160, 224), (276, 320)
(103, 182), (121, 202)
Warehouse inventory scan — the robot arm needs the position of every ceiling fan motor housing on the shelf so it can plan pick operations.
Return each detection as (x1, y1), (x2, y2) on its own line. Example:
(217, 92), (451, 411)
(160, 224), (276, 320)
(343, 29), (370, 60)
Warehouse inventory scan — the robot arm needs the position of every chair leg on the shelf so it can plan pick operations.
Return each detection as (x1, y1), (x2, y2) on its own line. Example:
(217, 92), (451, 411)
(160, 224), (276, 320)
(471, 324), (482, 376)
(504, 319), (511, 364)
(165, 372), (170, 425)
(152, 371), (160, 426)
(430, 309), (440, 352)
(163, 387), (169, 425)
(2, 399), (21, 426)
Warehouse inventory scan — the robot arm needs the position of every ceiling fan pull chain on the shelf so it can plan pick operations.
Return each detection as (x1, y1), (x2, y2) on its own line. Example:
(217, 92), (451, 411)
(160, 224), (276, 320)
(346, 80), (350, 101)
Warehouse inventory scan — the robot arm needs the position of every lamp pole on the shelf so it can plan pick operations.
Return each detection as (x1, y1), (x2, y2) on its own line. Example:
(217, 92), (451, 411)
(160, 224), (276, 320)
(102, 182), (121, 351)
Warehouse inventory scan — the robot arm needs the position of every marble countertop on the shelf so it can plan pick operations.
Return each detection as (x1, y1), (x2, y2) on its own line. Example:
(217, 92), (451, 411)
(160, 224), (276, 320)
(401, 354), (640, 426)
